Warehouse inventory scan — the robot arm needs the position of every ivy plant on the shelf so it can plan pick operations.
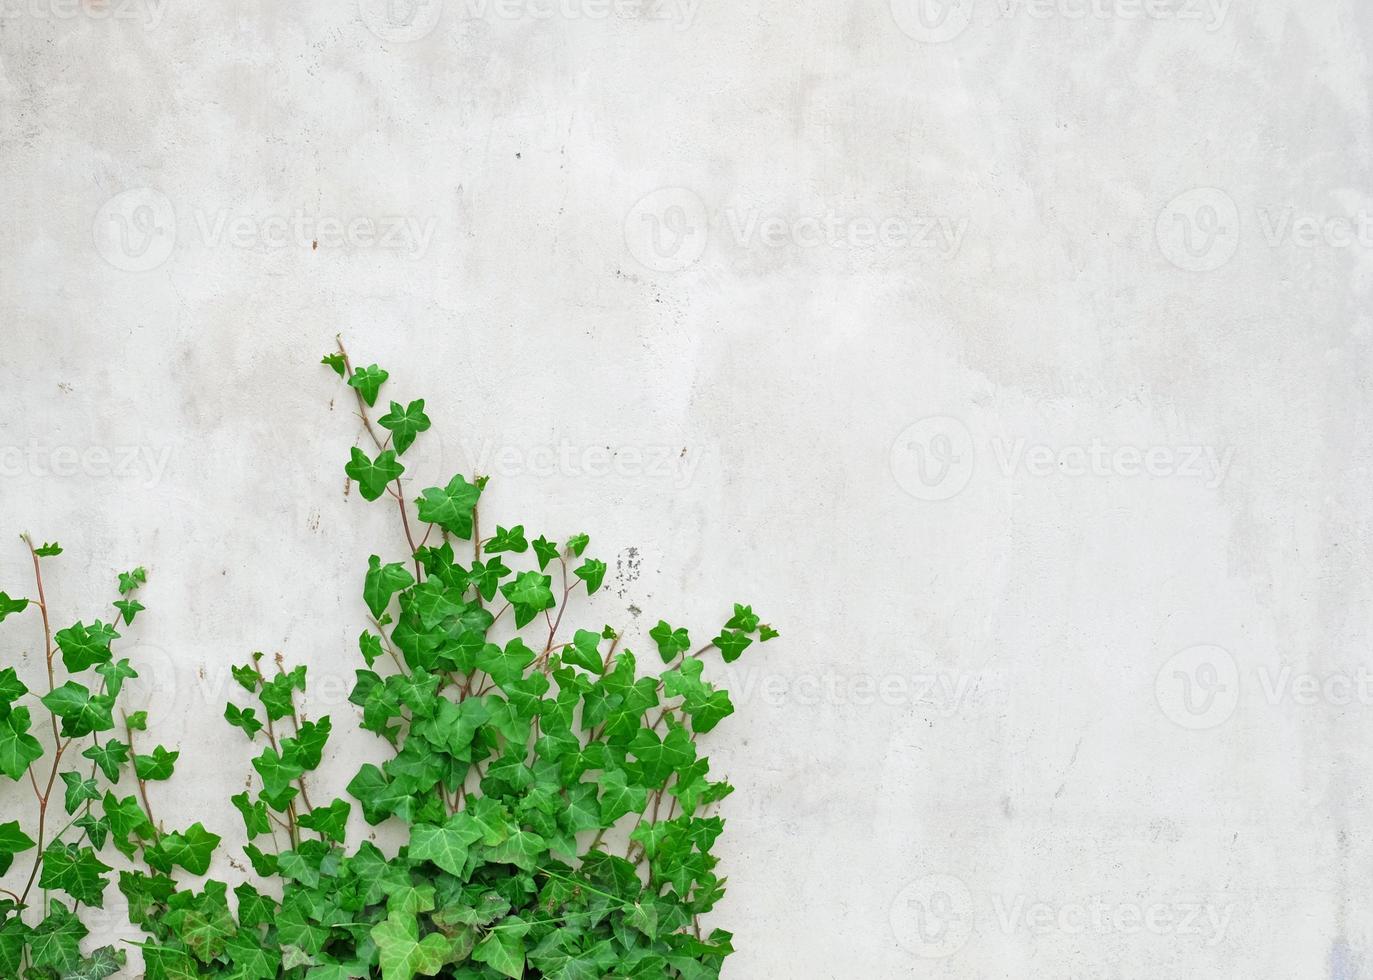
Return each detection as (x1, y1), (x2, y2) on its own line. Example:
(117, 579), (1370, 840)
(1, 343), (777, 978)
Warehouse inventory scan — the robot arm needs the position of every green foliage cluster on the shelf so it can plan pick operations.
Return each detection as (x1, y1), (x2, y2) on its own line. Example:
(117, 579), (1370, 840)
(1, 345), (776, 978)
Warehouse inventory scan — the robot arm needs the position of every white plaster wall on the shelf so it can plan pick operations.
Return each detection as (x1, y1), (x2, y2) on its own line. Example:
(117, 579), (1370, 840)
(2, 0), (1372, 976)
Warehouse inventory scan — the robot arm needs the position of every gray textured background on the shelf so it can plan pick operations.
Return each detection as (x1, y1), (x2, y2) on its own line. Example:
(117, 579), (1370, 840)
(3, 0), (1372, 976)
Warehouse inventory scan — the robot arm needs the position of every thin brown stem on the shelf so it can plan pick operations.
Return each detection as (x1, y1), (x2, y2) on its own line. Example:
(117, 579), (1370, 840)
(285, 708), (316, 816)
(251, 660), (298, 844)
(17, 536), (66, 906)
(123, 712), (160, 843)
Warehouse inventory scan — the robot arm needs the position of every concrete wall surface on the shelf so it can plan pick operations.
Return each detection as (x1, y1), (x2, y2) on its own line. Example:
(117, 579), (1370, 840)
(2, 1), (1372, 976)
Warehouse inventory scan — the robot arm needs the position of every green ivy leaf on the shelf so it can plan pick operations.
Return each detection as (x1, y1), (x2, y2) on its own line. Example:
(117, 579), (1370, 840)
(378, 399), (431, 455)
(574, 558), (607, 594)
(484, 829), (546, 871)
(371, 911), (452, 980)
(94, 658), (137, 696)
(565, 533), (589, 556)
(598, 770), (648, 824)
(346, 447), (404, 502)
(284, 716), (331, 771)
(0, 592), (29, 623)
(415, 474), (482, 538)
(83, 740), (130, 782)
(224, 702), (265, 739)
(467, 557), (510, 602)
(63, 944), (124, 980)
(0, 821), (34, 855)
(117, 567), (147, 595)
(359, 549), (411, 617)
(321, 352), (347, 377)
(150, 822), (220, 876)
(563, 629), (605, 674)
(0, 916), (26, 977)
(486, 524), (528, 554)
(649, 620), (691, 663)
(60, 771), (100, 814)
(628, 725), (696, 786)
(724, 603), (760, 632)
(54, 620), (120, 672)
(27, 901), (86, 972)
(38, 842), (112, 906)
(477, 637), (537, 685)
(0, 820), (34, 875)
(134, 745), (179, 781)
(408, 812), (483, 876)
(102, 793), (153, 855)
(41, 682), (115, 737)
(686, 689), (735, 734)
(298, 798), (351, 842)
(531, 535), (558, 570)
(142, 944), (199, 980)
(224, 930), (280, 980)
(230, 792), (272, 840)
(0, 667), (27, 704)
(711, 629), (753, 663)
(113, 598), (145, 625)
(252, 746), (304, 799)
(348, 363), (390, 406)
(472, 919), (527, 979)
(74, 813), (109, 850)
(234, 882), (277, 929)
(33, 542), (62, 557)
(499, 571), (555, 628)
(232, 662), (259, 692)
(359, 630), (384, 667)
